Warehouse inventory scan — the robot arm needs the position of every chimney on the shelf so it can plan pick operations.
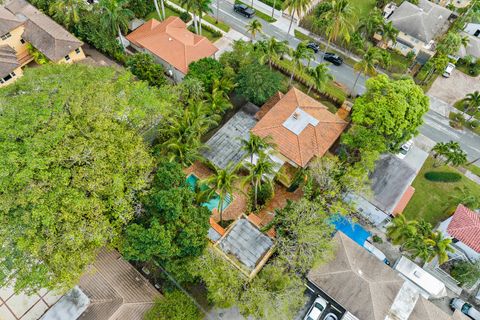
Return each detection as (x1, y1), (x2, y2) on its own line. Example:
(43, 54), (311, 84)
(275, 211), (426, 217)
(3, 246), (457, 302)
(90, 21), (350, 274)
(336, 101), (353, 120)
(293, 112), (299, 119)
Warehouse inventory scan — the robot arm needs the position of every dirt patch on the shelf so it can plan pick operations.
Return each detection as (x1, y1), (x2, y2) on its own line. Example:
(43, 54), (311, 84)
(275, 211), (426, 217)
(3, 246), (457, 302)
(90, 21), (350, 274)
(428, 69), (480, 105)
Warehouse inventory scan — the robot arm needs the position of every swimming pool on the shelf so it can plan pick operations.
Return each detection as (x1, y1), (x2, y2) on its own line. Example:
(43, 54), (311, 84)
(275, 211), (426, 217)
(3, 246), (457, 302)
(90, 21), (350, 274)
(187, 174), (232, 212)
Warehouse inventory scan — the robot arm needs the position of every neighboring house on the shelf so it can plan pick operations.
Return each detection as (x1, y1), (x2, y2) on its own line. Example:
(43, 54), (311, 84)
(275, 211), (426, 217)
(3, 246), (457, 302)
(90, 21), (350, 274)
(126, 16), (218, 83)
(387, 0), (453, 60)
(307, 232), (469, 320)
(0, 0), (85, 86)
(464, 22), (480, 37)
(457, 32), (480, 61)
(438, 204), (480, 261)
(0, 249), (161, 320)
(251, 88), (348, 168)
(347, 149), (428, 227)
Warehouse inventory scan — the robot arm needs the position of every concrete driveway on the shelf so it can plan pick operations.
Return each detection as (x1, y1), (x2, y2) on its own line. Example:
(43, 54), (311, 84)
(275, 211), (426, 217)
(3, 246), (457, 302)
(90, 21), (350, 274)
(428, 69), (480, 105)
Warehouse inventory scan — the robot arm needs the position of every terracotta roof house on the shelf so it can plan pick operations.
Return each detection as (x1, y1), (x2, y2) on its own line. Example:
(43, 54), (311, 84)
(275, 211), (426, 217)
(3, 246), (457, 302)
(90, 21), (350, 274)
(307, 232), (469, 320)
(251, 88), (348, 168)
(387, 0), (452, 60)
(0, 0), (85, 86)
(438, 204), (480, 261)
(0, 249), (161, 320)
(126, 16), (218, 83)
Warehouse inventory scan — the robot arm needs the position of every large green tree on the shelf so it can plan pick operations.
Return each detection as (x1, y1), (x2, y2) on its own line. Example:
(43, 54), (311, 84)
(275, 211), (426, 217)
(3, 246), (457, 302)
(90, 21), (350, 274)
(120, 161), (211, 265)
(350, 75), (429, 150)
(236, 62), (283, 105)
(0, 64), (173, 292)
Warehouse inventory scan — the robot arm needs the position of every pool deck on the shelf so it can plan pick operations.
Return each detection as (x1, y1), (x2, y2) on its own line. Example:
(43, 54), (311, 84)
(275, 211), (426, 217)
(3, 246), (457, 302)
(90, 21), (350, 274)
(184, 161), (248, 222)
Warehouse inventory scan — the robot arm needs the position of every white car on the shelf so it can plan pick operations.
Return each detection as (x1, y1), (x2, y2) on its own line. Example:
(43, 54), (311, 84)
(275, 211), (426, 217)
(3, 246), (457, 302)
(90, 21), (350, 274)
(396, 140), (414, 159)
(443, 62), (455, 78)
(304, 296), (328, 320)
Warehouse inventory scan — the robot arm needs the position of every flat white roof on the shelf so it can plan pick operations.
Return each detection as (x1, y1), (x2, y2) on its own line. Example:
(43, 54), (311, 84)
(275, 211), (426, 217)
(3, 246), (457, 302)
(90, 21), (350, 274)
(394, 256), (447, 299)
(282, 107), (319, 135)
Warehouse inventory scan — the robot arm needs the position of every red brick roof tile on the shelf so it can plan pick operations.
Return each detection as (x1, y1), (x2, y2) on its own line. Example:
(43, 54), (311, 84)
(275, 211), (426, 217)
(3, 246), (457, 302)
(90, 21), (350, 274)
(447, 204), (480, 253)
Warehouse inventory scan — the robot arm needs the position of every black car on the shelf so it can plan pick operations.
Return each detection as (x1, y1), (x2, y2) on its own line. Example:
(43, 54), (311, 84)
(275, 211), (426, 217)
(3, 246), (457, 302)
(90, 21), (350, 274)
(234, 4), (255, 18)
(323, 52), (343, 66)
(306, 42), (320, 53)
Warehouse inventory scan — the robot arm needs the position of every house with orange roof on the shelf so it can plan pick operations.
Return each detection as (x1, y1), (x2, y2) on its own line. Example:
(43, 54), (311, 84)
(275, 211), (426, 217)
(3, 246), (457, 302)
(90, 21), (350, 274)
(251, 87), (348, 168)
(126, 16), (218, 83)
(438, 204), (480, 261)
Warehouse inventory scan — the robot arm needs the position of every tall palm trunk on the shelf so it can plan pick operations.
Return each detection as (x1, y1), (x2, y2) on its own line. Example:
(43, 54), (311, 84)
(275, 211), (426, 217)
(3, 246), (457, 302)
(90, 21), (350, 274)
(307, 83), (314, 94)
(199, 12), (203, 35)
(251, 0), (254, 8)
(271, 0), (276, 18)
(118, 26), (126, 51)
(351, 71), (362, 97)
(466, 157), (480, 166)
(254, 179), (259, 209)
(216, 0), (219, 22)
(323, 38), (331, 58)
(193, 13), (199, 33)
(154, 0), (164, 20)
(218, 194), (224, 224)
(289, 69), (295, 86)
(287, 8), (296, 35)
(160, 0), (166, 20)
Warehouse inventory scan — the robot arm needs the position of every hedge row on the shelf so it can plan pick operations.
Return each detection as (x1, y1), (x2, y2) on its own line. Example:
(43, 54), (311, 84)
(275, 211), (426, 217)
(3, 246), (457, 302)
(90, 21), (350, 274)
(424, 171), (462, 182)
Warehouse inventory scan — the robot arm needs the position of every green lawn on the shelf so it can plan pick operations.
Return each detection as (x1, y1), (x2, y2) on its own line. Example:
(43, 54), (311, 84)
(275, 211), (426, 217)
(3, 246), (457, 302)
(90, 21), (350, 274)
(188, 25), (222, 42)
(403, 157), (480, 226)
(202, 15), (231, 32)
(349, 0), (376, 24)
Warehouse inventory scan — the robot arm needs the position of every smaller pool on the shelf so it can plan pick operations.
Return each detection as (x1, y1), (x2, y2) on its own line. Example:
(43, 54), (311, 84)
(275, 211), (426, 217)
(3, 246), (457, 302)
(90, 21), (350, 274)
(186, 174), (232, 212)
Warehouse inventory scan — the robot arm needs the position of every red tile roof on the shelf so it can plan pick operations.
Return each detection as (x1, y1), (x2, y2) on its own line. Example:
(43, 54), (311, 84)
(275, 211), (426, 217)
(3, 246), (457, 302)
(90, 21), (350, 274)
(393, 186), (415, 216)
(447, 204), (480, 253)
(251, 88), (348, 167)
(126, 17), (218, 74)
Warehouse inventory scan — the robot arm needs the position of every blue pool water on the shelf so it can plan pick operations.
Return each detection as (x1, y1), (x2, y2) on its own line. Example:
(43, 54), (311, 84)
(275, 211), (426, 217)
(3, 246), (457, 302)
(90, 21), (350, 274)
(329, 214), (371, 246)
(186, 174), (232, 211)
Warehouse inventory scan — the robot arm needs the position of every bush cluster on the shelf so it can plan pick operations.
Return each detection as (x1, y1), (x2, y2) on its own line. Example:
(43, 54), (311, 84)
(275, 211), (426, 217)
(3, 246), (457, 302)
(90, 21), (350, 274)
(424, 171), (462, 182)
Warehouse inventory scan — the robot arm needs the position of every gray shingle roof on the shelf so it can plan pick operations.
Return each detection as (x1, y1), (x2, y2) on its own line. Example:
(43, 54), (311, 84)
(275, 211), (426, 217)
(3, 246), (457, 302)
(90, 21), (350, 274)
(5, 0), (83, 61)
(0, 44), (19, 78)
(219, 219), (273, 270)
(202, 106), (258, 169)
(78, 249), (161, 320)
(388, 0), (452, 43)
(0, 6), (22, 35)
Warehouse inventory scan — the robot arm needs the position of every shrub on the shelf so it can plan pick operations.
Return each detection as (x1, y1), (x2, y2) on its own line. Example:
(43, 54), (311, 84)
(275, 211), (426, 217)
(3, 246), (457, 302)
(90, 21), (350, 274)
(236, 62), (282, 105)
(424, 171), (462, 182)
(144, 291), (202, 320)
(372, 235), (383, 243)
(201, 23), (223, 38)
(126, 53), (167, 87)
(179, 11), (191, 22)
(186, 58), (224, 91)
(450, 260), (480, 287)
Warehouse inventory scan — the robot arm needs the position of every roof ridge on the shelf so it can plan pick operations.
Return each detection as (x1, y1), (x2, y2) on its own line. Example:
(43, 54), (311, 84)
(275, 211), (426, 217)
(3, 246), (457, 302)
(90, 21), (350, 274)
(295, 133), (304, 166)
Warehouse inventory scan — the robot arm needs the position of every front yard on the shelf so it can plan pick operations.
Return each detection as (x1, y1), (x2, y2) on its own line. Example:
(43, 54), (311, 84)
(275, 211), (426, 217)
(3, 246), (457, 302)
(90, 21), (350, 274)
(403, 157), (480, 226)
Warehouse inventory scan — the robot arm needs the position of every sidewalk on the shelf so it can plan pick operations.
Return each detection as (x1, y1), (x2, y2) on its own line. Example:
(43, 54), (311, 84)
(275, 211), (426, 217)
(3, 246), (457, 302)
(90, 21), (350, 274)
(166, 0), (227, 34)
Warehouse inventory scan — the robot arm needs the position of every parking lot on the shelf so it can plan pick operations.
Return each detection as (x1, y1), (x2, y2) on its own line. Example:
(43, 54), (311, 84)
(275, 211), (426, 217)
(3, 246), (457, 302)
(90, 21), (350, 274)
(295, 281), (346, 320)
(428, 69), (480, 105)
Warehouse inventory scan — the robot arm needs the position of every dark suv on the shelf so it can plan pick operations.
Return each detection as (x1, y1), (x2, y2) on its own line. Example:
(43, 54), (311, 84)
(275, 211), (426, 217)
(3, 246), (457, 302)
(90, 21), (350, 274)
(306, 42), (320, 53)
(234, 3), (255, 18)
(323, 52), (343, 66)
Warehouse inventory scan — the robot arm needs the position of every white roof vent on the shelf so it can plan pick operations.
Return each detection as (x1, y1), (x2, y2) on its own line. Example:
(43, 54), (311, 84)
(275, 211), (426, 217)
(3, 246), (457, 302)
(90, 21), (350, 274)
(282, 107), (319, 135)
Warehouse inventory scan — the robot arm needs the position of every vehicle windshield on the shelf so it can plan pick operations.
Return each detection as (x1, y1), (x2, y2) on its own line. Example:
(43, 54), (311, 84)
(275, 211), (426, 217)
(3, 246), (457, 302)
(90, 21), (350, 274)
(314, 303), (324, 311)
(461, 303), (471, 314)
(399, 148), (408, 155)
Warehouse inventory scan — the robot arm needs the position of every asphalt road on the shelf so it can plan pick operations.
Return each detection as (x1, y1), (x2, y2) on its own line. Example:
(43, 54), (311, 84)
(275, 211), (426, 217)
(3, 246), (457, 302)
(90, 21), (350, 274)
(212, 0), (367, 94)
(420, 109), (480, 163)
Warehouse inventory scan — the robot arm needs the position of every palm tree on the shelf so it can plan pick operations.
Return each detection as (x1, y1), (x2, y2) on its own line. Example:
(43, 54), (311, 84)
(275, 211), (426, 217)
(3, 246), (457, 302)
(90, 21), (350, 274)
(196, 0), (213, 35)
(351, 46), (382, 96)
(319, 0), (356, 56)
(260, 37), (289, 69)
(432, 141), (467, 167)
(382, 21), (399, 45)
(386, 215), (417, 245)
(289, 43), (311, 85)
(49, 0), (83, 29)
(154, 0), (166, 21)
(99, 0), (134, 51)
(429, 232), (454, 265)
(206, 87), (232, 114)
(307, 63), (332, 94)
(240, 134), (275, 164)
(247, 19), (263, 41)
(202, 163), (239, 223)
(283, 0), (312, 35)
(358, 7), (382, 40)
(243, 152), (276, 209)
(181, 0), (199, 33)
(462, 91), (480, 120)
(405, 235), (435, 263)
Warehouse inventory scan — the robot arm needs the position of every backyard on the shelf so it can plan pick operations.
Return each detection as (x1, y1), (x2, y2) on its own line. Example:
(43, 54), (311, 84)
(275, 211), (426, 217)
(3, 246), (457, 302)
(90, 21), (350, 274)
(403, 157), (480, 226)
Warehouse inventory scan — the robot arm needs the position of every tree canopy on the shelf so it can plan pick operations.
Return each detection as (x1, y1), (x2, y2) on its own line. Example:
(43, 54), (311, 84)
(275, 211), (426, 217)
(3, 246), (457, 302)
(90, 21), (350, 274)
(0, 64), (173, 292)
(120, 161), (211, 265)
(350, 75), (429, 150)
(236, 62), (283, 106)
(185, 57), (224, 92)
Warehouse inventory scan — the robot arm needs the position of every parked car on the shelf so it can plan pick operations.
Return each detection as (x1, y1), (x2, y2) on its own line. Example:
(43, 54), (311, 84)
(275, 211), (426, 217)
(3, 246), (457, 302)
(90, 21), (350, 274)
(324, 313), (338, 320)
(233, 4), (255, 18)
(323, 52), (343, 66)
(396, 139), (414, 159)
(304, 296), (328, 320)
(443, 62), (455, 78)
(306, 42), (320, 53)
(450, 298), (480, 320)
